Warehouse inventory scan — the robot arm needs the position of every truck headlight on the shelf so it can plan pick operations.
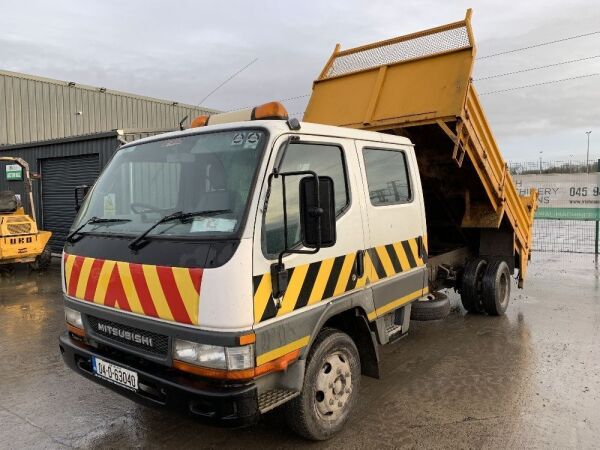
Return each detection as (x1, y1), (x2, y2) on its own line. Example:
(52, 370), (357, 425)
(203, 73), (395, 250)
(65, 307), (84, 329)
(173, 339), (254, 370)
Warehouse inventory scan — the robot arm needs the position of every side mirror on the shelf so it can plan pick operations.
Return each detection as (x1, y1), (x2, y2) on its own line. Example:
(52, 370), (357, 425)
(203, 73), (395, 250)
(74, 185), (90, 211)
(299, 176), (336, 248)
(266, 170), (337, 304)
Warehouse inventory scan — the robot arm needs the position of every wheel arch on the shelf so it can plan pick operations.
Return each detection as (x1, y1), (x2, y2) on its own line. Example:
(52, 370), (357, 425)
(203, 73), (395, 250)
(304, 302), (380, 379)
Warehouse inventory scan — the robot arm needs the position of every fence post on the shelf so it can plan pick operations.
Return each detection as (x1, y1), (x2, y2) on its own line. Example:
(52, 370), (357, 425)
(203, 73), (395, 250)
(596, 159), (600, 256)
(596, 220), (600, 256)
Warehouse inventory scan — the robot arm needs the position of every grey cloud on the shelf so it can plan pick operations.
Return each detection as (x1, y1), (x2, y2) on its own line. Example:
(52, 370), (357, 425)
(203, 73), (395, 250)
(1, 0), (599, 160)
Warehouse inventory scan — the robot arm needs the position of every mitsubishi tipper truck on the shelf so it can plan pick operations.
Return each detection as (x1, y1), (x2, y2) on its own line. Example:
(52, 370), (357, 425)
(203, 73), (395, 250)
(59, 11), (537, 441)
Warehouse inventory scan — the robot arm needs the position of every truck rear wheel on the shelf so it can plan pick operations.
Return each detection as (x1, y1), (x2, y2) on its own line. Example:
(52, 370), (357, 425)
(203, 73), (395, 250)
(481, 260), (511, 316)
(284, 328), (360, 441)
(460, 257), (487, 313)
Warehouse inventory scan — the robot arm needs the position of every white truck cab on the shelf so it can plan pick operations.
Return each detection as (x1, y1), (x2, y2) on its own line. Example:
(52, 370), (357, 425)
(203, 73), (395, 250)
(59, 103), (490, 440)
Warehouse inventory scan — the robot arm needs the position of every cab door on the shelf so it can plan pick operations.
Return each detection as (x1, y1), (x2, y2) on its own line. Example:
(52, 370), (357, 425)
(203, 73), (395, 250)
(355, 141), (427, 320)
(251, 134), (371, 328)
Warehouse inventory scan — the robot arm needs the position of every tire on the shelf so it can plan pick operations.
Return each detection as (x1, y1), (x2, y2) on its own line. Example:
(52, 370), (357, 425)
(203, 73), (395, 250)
(460, 257), (487, 313)
(284, 328), (361, 441)
(410, 292), (450, 321)
(29, 246), (52, 271)
(0, 264), (16, 276)
(481, 259), (511, 316)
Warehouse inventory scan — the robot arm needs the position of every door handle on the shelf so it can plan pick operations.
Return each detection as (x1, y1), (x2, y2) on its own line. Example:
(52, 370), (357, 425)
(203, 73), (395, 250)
(355, 250), (365, 278)
(417, 235), (426, 261)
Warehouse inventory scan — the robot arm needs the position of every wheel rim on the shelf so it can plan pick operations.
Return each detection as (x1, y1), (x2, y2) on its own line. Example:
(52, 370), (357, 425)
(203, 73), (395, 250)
(314, 351), (352, 421)
(498, 271), (509, 308)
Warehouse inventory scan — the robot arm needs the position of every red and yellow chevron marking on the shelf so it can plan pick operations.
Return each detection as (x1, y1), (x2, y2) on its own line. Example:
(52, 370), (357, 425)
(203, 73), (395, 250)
(63, 253), (203, 325)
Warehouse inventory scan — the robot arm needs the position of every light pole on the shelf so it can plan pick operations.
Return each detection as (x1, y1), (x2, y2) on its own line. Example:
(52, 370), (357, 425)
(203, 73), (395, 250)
(586, 131), (592, 173)
(539, 150), (543, 174)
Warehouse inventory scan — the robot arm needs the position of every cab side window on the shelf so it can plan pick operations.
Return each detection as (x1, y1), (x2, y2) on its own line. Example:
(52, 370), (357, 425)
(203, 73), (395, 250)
(264, 142), (349, 255)
(363, 148), (411, 206)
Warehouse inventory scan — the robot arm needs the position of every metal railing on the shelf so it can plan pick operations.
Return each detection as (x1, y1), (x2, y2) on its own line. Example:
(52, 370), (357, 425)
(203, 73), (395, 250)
(509, 160), (599, 175)
(509, 160), (600, 254)
(532, 219), (598, 254)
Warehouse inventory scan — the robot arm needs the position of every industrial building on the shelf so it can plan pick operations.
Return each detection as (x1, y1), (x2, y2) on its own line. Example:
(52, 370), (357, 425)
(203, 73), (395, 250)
(0, 69), (215, 145)
(0, 70), (216, 251)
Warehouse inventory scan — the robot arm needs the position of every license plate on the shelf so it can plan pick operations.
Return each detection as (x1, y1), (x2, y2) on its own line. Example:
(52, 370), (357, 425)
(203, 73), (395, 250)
(92, 357), (138, 391)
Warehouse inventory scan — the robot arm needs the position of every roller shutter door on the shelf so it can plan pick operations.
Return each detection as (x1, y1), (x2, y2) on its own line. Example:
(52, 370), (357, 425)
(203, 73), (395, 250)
(41, 154), (100, 252)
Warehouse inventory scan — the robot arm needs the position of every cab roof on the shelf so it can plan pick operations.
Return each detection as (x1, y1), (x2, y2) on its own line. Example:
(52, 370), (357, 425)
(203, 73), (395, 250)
(124, 120), (414, 149)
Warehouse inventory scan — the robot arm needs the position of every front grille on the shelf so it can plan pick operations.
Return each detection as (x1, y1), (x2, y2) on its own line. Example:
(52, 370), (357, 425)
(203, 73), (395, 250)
(87, 316), (169, 356)
(7, 223), (32, 235)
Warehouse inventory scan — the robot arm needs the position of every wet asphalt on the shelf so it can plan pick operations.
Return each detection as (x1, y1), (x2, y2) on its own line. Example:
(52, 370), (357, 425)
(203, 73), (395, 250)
(0, 252), (599, 449)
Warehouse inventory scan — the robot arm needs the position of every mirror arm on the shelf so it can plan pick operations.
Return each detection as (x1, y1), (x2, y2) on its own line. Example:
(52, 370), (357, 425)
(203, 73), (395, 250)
(275, 169), (321, 266)
(282, 171), (289, 261)
(273, 135), (300, 173)
(265, 168), (322, 301)
(74, 188), (80, 212)
(262, 133), (298, 213)
(74, 184), (90, 212)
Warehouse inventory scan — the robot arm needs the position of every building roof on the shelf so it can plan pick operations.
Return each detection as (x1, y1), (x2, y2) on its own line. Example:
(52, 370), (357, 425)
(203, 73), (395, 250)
(0, 69), (217, 146)
(0, 128), (175, 150)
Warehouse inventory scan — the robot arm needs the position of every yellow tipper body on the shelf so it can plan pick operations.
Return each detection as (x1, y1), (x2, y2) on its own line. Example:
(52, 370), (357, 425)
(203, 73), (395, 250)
(304, 9), (537, 286)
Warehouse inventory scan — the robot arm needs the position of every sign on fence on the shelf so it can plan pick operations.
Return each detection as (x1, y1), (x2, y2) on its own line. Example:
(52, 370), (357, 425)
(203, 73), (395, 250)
(513, 173), (600, 220)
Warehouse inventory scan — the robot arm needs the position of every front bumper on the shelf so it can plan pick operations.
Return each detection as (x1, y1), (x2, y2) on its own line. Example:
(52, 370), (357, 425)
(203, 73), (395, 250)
(59, 332), (260, 427)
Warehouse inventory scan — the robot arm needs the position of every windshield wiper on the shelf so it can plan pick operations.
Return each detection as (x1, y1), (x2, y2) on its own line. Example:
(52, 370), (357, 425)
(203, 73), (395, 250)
(66, 217), (131, 243)
(128, 209), (231, 250)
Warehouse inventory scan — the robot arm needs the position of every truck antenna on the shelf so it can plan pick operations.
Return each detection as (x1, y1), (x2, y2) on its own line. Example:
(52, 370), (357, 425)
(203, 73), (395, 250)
(179, 59), (257, 130)
(196, 58), (258, 106)
(178, 115), (188, 130)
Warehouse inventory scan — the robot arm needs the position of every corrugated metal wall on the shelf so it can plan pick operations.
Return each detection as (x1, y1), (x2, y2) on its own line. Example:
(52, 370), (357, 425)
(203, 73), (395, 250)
(0, 70), (216, 146)
(40, 154), (100, 251)
(0, 133), (121, 221)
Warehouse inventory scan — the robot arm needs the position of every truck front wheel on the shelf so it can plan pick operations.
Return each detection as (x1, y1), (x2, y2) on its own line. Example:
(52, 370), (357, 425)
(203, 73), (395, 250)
(285, 328), (360, 441)
(481, 260), (511, 316)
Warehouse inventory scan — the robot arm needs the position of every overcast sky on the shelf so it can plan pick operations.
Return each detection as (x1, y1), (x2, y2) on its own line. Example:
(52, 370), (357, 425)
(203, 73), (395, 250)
(2, 0), (599, 161)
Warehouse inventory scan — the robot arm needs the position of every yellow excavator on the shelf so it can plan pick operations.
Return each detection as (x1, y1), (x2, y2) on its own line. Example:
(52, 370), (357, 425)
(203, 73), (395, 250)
(0, 157), (52, 270)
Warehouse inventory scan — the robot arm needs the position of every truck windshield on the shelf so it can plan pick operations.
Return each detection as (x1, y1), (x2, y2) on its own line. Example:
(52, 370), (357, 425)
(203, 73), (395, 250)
(72, 129), (266, 239)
